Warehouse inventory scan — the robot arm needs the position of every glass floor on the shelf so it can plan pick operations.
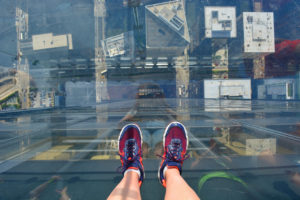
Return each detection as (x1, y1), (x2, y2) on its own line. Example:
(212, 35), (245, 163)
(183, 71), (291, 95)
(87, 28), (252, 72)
(1, 0), (300, 199)
(1, 99), (300, 200)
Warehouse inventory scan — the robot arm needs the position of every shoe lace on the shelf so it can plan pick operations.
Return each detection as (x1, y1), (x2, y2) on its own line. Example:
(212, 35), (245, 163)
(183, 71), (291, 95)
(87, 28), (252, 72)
(118, 141), (141, 173)
(157, 140), (189, 162)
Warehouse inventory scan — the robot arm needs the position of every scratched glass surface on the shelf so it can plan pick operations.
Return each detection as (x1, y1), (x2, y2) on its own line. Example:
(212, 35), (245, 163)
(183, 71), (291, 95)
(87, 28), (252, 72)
(0, 0), (300, 199)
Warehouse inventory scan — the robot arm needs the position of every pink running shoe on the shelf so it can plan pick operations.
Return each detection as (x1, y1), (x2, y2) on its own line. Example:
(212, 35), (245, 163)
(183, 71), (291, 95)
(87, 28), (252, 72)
(158, 122), (189, 187)
(118, 124), (144, 186)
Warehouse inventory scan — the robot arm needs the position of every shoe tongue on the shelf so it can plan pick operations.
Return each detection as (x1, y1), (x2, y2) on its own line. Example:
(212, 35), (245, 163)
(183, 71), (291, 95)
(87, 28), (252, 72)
(127, 139), (136, 146)
(171, 138), (181, 144)
(126, 139), (137, 158)
(168, 139), (182, 158)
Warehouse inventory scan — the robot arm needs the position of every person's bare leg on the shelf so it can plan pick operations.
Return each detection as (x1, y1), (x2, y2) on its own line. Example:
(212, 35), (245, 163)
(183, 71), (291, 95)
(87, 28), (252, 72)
(107, 171), (141, 200)
(108, 124), (144, 200)
(165, 168), (200, 200)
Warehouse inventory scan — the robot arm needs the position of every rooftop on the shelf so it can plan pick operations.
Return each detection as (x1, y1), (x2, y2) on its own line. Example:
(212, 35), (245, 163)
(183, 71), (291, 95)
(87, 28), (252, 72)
(101, 31), (134, 57)
(145, 0), (190, 44)
(243, 12), (275, 53)
(205, 6), (237, 38)
(32, 33), (73, 51)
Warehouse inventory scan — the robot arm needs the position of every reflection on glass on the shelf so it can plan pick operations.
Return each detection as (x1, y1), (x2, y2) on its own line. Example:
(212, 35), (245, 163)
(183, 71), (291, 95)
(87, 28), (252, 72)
(0, 0), (300, 199)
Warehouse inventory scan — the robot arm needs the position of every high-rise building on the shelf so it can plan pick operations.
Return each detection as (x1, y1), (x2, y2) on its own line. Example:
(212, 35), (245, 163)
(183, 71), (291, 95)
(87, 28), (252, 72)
(243, 12), (275, 53)
(204, 79), (251, 99)
(257, 78), (295, 100)
(145, 1), (190, 57)
(32, 33), (73, 51)
(101, 31), (134, 58)
(211, 40), (229, 79)
(204, 6), (237, 38)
